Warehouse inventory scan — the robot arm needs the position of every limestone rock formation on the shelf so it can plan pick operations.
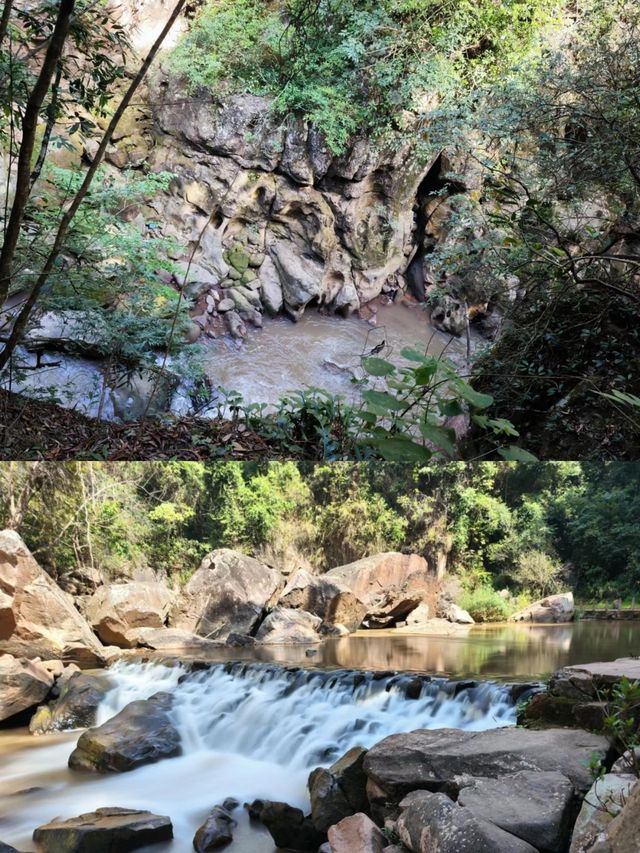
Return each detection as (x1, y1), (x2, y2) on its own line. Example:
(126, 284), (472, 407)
(85, 581), (173, 648)
(0, 530), (105, 666)
(68, 692), (180, 772)
(0, 654), (53, 724)
(32, 807), (173, 852)
(145, 76), (439, 323)
(174, 549), (283, 641)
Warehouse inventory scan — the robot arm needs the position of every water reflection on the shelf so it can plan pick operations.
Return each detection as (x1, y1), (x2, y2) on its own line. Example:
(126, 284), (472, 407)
(143, 621), (640, 681)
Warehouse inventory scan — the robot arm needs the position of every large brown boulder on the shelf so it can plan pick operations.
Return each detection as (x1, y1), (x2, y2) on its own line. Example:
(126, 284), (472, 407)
(510, 592), (575, 624)
(0, 530), (105, 666)
(324, 553), (437, 627)
(32, 807), (173, 852)
(278, 570), (367, 632)
(85, 582), (173, 648)
(68, 692), (180, 773)
(0, 654), (53, 724)
(174, 549), (283, 641)
(363, 727), (610, 803)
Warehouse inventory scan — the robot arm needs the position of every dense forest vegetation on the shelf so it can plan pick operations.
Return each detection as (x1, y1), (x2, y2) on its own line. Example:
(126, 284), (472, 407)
(2, 462), (638, 614)
(0, 0), (638, 459)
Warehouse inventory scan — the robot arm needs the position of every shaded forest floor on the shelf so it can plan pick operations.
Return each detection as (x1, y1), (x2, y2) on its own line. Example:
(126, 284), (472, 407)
(0, 391), (282, 460)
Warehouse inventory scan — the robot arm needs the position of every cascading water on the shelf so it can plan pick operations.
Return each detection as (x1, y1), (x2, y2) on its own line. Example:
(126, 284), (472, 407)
(0, 660), (533, 851)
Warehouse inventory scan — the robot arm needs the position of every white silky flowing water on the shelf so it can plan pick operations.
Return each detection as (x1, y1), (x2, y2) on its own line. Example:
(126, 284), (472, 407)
(0, 661), (525, 852)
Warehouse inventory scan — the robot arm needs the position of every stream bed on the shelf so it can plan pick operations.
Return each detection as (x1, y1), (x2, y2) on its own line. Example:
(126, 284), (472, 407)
(1, 302), (471, 421)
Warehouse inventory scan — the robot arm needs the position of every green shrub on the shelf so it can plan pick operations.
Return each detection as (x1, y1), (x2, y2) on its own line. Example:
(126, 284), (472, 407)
(460, 586), (512, 622)
(169, 0), (560, 153)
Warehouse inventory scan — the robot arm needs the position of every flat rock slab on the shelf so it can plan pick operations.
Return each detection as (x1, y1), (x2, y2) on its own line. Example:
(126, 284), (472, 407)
(457, 770), (575, 852)
(363, 727), (610, 801)
(32, 807), (173, 852)
(565, 657), (640, 683)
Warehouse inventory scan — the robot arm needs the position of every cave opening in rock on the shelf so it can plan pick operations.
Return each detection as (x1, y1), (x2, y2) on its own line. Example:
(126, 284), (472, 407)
(406, 154), (465, 303)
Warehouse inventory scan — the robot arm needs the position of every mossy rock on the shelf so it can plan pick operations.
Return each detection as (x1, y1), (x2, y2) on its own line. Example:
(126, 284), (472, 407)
(519, 692), (589, 729)
(226, 247), (250, 274)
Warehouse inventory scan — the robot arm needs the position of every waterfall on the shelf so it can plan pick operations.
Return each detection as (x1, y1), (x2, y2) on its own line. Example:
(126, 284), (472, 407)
(0, 660), (536, 851)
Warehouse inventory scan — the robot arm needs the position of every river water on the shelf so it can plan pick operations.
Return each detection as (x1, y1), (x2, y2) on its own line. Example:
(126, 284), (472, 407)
(1, 621), (636, 851)
(1, 302), (470, 421)
(201, 301), (469, 408)
(0, 661), (519, 852)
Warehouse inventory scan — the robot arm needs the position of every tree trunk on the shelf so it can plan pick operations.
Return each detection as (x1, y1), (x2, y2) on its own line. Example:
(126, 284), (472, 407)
(0, 0), (187, 371)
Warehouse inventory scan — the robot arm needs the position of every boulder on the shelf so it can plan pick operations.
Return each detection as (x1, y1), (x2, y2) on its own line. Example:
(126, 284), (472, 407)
(279, 570), (367, 632)
(436, 593), (475, 624)
(0, 530), (105, 666)
(255, 607), (322, 644)
(404, 603), (431, 628)
(252, 800), (325, 852)
(258, 255), (284, 315)
(309, 747), (369, 832)
(85, 582), (173, 648)
(29, 671), (111, 734)
(569, 773), (637, 852)
(68, 692), (180, 772)
(32, 807), (173, 852)
(363, 727), (610, 803)
(396, 790), (537, 853)
(457, 770), (575, 852)
(0, 654), (53, 724)
(510, 593), (575, 624)
(193, 803), (236, 851)
(175, 549), (282, 642)
(598, 778), (640, 852)
(0, 843), (21, 852)
(328, 814), (386, 853)
(24, 310), (110, 355)
(324, 553), (436, 627)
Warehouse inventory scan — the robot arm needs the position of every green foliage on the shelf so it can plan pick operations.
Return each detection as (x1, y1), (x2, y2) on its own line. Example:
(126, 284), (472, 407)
(459, 586), (511, 622)
(423, 0), (640, 457)
(513, 550), (563, 597)
(602, 679), (640, 777)
(1, 461), (638, 599)
(169, 0), (560, 152)
(15, 166), (192, 369)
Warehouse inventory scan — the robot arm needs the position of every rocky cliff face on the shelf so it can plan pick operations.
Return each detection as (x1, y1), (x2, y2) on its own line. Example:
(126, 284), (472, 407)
(115, 74), (443, 324)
